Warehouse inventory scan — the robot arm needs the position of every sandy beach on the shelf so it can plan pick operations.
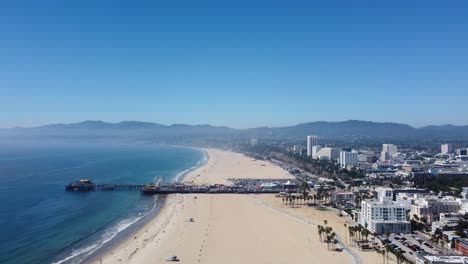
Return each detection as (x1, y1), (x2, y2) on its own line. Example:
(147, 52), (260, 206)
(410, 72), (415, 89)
(94, 148), (389, 264)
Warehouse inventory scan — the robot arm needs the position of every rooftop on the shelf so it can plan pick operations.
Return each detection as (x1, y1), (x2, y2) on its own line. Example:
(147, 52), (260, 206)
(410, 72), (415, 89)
(418, 254), (468, 264)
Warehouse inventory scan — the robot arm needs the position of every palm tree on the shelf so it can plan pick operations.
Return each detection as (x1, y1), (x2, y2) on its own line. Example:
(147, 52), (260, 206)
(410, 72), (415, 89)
(362, 229), (370, 242)
(317, 225), (324, 242)
(344, 223), (348, 243)
(349, 230), (355, 245)
(385, 245), (391, 264)
(324, 220), (328, 226)
(355, 225), (362, 241)
(298, 176), (310, 203)
(380, 249), (386, 264)
(330, 232), (337, 250)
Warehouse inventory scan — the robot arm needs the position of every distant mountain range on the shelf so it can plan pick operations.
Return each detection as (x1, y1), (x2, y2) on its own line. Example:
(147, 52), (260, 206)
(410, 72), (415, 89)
(1, 120), (468, 141)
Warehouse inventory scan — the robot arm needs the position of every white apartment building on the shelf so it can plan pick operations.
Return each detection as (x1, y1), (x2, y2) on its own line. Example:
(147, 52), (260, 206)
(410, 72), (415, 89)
(306, 135), (318, 157)
(396, 193), (425, 209)
(376, 187), (393, 202)
(441, 144), (453, 154)
(312, 145), (322, 158)
(410, 196), (461, 222)
(315, 147), (339, 161)
(293, 145), (301, 154)
(380, 144), (398, 162)
(358, 199), (410, 234)
(380, 151), (390, 162)
(383, 144), (398, 156)
(339, 150), (358, 169)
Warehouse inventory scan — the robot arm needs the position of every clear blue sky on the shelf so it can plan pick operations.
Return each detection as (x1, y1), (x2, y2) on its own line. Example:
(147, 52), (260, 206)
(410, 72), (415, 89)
(1, 1), (467, 128)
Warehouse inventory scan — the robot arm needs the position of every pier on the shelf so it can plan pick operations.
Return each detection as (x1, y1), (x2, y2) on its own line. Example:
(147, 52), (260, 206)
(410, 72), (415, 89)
(65, 179), (298, 194)
(65, 179), (146, 191)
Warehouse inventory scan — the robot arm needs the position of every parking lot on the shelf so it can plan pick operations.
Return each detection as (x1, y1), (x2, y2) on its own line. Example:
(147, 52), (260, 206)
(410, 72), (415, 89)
(383, 233), (443, 263)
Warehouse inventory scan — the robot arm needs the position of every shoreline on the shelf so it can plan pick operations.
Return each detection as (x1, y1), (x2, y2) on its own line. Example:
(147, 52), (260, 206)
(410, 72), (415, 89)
(92, 148), (383, 264)
(80, 147), (209, 264)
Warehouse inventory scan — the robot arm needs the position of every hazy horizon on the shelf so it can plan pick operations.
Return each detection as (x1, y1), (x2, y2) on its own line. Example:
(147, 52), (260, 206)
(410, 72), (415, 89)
(2, 118), (468, 130)
(1, 1), (467, 128)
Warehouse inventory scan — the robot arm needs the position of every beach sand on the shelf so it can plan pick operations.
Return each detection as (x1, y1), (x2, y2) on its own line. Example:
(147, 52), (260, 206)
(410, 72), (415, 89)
(95, 148), (388, 264)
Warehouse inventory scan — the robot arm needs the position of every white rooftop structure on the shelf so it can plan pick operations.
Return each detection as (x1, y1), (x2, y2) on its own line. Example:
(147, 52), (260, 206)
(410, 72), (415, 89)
(416, 254), (468, 264)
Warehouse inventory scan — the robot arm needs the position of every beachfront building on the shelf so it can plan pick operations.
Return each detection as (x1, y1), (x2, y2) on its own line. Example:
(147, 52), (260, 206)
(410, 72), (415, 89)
(339, 150), (358, 169)
(410, 196), (461, 223)
(416, 254), (468, 264)
(441, 144), (453, 155)
(307, 135), (318, 157)
(331, 191), (355, 203)
(358, 199), (410, 234)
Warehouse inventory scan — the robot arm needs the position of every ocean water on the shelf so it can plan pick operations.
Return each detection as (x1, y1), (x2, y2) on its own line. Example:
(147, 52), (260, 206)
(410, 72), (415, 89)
(0, 142), (205, 264)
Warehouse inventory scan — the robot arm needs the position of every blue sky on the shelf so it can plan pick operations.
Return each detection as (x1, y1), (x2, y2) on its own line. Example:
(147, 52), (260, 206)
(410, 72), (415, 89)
(1, 1), (467, 128)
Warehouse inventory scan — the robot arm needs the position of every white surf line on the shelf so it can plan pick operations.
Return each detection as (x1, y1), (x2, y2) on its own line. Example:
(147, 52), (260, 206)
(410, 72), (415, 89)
(248, 195), (361, 264)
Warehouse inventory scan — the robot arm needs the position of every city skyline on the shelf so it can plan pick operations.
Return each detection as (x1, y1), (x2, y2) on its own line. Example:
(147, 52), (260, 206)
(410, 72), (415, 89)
(1, 1), (468, 128)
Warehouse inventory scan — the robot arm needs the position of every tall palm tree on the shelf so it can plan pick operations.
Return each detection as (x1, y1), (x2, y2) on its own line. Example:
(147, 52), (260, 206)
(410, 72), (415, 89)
(317, 225), (324, 242)
(385, 245), (391, 264)
(330, 232), (336, 250)
(298, 176), (310, 201)
(344, 223), (348, 243)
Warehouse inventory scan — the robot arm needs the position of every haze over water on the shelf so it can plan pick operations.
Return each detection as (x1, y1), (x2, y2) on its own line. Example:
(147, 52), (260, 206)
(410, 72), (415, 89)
(0, 143), (204, 264)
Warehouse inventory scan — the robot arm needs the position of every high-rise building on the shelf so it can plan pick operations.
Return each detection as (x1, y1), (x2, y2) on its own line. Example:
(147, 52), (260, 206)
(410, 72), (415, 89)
(380, 151), (390, 162)
(382, 144), (398, 157)
(293, 145), (301, 155)
(306, 135), (318, 157)
(339, 150), (358, 169)
(441, 144), (453, 154)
